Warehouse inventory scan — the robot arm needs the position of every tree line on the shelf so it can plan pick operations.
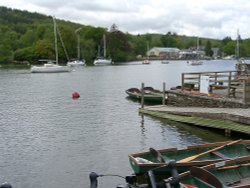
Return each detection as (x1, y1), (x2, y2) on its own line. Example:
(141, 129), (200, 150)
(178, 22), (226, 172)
(0, 6), (250, 65)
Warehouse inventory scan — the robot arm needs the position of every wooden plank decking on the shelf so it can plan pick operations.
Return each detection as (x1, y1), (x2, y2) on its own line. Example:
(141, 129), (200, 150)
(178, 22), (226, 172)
(139, 105), (250, 135)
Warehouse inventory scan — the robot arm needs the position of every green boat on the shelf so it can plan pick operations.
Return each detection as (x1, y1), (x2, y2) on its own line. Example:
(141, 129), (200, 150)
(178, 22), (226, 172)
(125, 87), (164, 103)
(128, 140), (250, 176)
(177, 155), (250, 188)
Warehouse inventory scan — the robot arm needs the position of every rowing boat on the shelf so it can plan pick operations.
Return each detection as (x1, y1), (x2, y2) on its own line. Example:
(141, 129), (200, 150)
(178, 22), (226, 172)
(128, 140), (250, 176)
(125, 87), (164, 104)
(177, 155), (250, 188)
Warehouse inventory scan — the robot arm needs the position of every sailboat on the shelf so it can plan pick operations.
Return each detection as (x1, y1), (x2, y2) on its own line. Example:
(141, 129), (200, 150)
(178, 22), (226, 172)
(67, 27), (86, 67)
(234, 29), (249, 74)
(93, 34), (112, 65)
(31, 17), (70, 73)
(188, 37), (203, 65)
(142, 41), (150, 64)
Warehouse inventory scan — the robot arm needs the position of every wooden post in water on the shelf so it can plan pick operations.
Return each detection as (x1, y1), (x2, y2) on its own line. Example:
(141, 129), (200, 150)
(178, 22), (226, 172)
(181, 73), (184, 90)
(141, 83), (144, 109)
(214, 72), (218, 85)
(162, 82), (166, 105)
(243, 79), (246, 103)
(227, 72), (232, 97)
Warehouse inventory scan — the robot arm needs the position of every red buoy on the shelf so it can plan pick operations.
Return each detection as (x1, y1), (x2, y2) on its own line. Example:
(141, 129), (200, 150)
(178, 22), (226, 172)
(72, 92), (80, 99)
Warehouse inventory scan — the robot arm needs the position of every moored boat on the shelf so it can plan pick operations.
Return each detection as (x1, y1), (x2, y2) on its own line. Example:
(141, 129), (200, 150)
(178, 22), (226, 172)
(31, 17), (70, 73)
(89, 155), (250, 188)
(161, 60), (169, 64)
(177, 155), (250, 188)
(67, 60), (85, 67)
(31, 60), (70, 73)
(128, 140), (250, 176)
(125, 87), (164, 103)
(187, 60), (203, 65)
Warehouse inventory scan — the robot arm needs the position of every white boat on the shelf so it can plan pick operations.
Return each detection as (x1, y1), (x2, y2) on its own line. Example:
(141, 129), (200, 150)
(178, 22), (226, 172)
(94, 34), (112, 66)
(67, 60), (85, 67)
(93, 58), (112, 65)
(31, 17), (70, 73)
(31, 60), (70, 73)
(142, 41), (150, 64)
(67, 28), (86, 67)
(188, 60), (203, 65)
(161, 60), (169, 64)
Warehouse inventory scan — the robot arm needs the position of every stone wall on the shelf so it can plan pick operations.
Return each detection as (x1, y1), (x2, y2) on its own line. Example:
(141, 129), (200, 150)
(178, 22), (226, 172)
(167, 90), (249, 108)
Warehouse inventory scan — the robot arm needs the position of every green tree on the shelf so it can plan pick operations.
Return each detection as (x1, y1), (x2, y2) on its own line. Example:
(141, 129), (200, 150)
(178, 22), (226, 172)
(221, 41), (235, 56)
(205, 40), (213, 56)
(107, 27), (132, 62)
(161, 32), (179, 47)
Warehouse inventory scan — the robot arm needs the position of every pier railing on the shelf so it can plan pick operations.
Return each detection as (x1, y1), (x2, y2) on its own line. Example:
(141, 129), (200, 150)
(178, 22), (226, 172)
(181, 71), (250, 104)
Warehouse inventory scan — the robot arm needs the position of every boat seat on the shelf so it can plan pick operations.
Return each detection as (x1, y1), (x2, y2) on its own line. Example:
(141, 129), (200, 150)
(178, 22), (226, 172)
(211, 151), (230, 160)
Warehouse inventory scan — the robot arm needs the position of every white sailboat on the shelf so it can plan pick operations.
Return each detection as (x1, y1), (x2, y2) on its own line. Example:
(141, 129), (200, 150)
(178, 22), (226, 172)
(142, 41), (150, 64)
(67, 27), (86, 67)
(31, 17), (70, 73)
(188, 37), (203, 65)
(93, 34), (112, 65)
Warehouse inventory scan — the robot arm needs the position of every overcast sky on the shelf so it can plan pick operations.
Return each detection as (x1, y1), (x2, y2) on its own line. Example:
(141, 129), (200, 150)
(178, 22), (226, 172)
(1, 0), (250, 39)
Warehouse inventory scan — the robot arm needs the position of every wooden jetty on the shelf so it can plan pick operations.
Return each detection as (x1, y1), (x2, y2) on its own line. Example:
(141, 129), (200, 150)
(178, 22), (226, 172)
(137, 68), (250, 136)
(139, 105), (250, 135)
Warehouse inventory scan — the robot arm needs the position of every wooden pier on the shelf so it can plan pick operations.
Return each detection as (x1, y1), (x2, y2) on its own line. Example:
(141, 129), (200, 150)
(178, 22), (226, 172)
(139, 105), (250, 135)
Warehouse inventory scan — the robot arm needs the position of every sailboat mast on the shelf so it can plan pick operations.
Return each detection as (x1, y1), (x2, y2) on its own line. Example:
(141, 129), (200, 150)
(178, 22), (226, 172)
(77, 34), (80, 60)
(75, 28), (82, 61)
(236, 29), (240, 59)
(147, 41), (149, 60)
(196, 37), (199, 60)
(53, 16), (58, 64)
(103, 34), (106, 58)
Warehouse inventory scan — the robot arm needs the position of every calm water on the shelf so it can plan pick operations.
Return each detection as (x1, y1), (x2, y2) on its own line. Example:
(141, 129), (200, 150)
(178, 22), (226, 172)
(0, 60), (239, 187)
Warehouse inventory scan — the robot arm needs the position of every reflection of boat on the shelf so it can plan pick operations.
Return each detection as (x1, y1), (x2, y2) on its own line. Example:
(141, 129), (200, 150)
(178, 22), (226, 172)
(94, 34), (112, 65)
(128, 140), (250, 175)
(31, 17), (70, 73)
(125, 87), (163, 103)
(67, 27), (86, 67)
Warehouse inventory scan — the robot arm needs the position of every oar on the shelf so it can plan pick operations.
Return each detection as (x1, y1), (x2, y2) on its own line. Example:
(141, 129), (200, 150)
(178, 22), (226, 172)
(177, 139), (242, 163)
(149, 147), (166, 163)
(218, 163), (250, 170)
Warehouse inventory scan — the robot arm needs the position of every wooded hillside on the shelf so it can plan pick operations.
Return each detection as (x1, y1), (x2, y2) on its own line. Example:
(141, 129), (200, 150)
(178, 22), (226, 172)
(0, 6), (249, 64)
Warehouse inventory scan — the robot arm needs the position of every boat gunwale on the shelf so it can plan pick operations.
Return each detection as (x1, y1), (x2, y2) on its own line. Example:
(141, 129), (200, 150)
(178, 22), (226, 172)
(128, 140), (250, 167)
(179, 155), (250, 178)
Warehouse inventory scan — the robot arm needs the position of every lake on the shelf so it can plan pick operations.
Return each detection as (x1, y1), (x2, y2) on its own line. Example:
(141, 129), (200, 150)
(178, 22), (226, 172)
(0, 60), (240, 187)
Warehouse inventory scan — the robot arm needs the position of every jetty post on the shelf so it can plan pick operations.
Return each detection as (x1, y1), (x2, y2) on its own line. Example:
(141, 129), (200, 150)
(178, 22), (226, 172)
(162, 82), (166, 105)
(227, 72), (232, 97)
(141, 82), (144, 108)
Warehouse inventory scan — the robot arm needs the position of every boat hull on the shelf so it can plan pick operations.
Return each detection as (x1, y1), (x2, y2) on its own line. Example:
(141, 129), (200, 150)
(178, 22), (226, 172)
(94, 58), (112, 65)
(128, 140), (250, 175)
(31, 65), (70, 73)
(179, 156), (250, 188)
(125, 87), (164, 103)
(67, 60), (85, 67)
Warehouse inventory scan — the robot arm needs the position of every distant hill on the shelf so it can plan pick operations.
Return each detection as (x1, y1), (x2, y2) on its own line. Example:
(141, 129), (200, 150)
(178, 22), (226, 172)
(0, 6), (249, 64)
